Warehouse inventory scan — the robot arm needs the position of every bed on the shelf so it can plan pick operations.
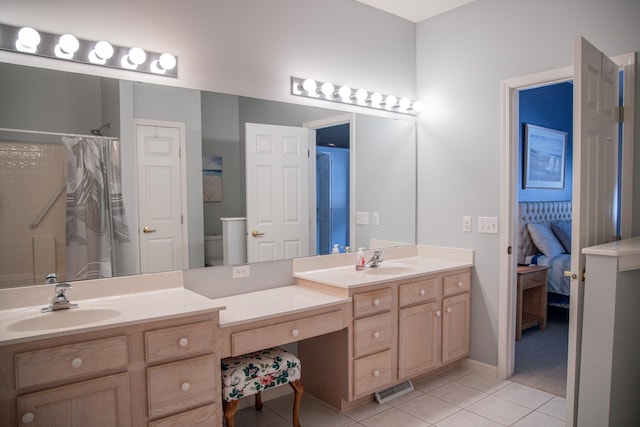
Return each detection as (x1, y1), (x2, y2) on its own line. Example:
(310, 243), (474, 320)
(518, 201), (572, 307)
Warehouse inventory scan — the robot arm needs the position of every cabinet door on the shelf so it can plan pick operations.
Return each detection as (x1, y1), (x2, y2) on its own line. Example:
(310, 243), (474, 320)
(17, 373), (131, 427)
(398, 302), (440, 379)
(442, 293), (470, 364)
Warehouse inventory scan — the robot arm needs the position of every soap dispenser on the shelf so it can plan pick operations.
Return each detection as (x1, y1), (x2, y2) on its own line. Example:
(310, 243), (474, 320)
(356, 247), (365, 271)
(332, 243), (340, 254)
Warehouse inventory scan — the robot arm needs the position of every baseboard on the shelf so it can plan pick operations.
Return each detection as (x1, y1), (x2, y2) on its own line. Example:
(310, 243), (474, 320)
(460, 357), (498, 377)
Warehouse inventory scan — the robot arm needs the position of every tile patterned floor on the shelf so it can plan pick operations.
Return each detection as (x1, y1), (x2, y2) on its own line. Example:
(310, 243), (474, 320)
(227, 366), (566, 426)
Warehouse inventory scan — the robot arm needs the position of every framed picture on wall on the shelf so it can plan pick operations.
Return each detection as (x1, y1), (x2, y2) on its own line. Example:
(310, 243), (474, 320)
(523, 124), (567, 189)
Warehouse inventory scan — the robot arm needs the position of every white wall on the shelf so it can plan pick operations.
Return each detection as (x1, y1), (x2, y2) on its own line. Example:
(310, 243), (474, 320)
(416, 0), (640, 365)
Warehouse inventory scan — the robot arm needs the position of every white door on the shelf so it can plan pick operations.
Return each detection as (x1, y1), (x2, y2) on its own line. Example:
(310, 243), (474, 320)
(245, 123), (311, 262)
(136, 122), (187, 273)
(566, 36), (619, 426)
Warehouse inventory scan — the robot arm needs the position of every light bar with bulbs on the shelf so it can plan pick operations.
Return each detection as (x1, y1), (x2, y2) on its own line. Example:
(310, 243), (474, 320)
(0, 23), (177, 77)
(291, 76), (423, 115)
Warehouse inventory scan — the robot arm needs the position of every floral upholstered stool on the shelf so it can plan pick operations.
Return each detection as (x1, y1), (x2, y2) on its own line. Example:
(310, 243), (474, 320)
(221, 347), (303, 427)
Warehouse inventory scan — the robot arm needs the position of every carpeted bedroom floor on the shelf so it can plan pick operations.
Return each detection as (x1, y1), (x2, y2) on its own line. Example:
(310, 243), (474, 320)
(510, 305), (569, 397)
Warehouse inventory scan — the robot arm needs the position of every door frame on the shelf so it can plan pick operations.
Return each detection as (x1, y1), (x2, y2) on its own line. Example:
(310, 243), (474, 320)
(133, 118), (189, 271)
(303, 113), (355, 255)
(497, 51), (635, 385)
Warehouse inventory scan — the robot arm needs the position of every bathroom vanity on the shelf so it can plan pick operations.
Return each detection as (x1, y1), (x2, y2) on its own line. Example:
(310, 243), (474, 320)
(0, 272), (225, 426)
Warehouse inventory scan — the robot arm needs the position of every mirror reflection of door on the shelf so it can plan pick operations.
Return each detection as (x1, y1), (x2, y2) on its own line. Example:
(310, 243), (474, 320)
(316, 123), (350, 255)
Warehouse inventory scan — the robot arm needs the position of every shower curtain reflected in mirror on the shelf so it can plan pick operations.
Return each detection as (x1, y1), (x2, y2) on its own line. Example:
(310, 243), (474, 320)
(63, 136), (129, 280)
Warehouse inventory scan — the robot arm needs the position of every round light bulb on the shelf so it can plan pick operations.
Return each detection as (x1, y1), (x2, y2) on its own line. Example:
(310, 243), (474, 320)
(128, 47), (146, 65)
(385, 95), (397, 108)
(370, 92), (383, 106)
(338, 85), (351, 102)
(411, 101), (425, 112)
(320, 82), (334, 97)
(355, 88), (368, 103)
(16, 27), (40, 52)
(399, 97), (411, 110)
(159, 53), (176, 70)
(59, 34), (79, 54)
(95, 41), (114, 60)
(302, 79), (316, 94)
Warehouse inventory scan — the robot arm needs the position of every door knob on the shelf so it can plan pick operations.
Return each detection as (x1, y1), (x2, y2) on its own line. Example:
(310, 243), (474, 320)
(564, 271), (578, 280)
(251, 230), (265, 237)
(143, 226), (157, 234)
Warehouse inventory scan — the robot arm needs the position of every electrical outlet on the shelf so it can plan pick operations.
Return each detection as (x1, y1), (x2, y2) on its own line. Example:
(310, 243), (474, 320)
(372, 212), (380, 226)
(232, 265), (251, 278)
(356, 211), (369, 225)
(463, 216), (471, 232)
(478, 216), (499, 234)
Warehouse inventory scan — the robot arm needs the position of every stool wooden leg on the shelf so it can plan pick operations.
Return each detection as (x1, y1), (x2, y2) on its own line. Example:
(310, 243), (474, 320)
(289, 379), (304, 427)
(254, 392), (263, 411)
(223, 400), (238, 427)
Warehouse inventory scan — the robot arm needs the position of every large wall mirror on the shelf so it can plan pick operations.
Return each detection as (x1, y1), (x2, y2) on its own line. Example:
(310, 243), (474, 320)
(0, 61), (416, 289)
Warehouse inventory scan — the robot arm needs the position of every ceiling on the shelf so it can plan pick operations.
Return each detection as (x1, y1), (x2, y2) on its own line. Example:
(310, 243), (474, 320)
(354, 0), (475, 23)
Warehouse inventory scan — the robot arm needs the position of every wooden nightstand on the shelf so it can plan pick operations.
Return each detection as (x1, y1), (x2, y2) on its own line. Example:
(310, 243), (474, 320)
(516, 265), (549, 341)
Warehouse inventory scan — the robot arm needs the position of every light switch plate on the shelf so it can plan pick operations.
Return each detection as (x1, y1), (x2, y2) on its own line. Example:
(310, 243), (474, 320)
(232, 265), (251, 278)
(372, 212), (380, 226)
(478, 216), (499, 234)
(356, 211), (369, 225)
(463, 216), (471, 232)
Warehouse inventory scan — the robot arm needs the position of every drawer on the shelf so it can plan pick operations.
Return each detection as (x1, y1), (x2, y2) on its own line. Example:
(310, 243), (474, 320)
(145, 321), (215, 363)
(443, 270), (471, 297)
(399, 277), (440, 306)
(148, 403), (218, 427)
(353, 349), (392, 396)
(147, 354), (217, 419)
(15, 336), (128, 389)
(353, 288), (392, 318)
(353, 312), (393, 358)
(231, 310), (345, 356)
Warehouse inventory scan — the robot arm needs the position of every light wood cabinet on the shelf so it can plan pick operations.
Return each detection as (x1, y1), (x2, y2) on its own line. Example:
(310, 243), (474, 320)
(398, 301), (440, 378)
(0, 312), (220, 426)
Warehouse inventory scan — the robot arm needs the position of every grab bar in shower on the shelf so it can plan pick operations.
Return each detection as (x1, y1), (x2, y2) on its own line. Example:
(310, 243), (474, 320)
(30, 182), (66, 230)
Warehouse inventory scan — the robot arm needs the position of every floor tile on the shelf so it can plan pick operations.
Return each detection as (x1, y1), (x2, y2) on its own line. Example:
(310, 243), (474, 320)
(226, 405), (286, 427)
(537, 396), (566, 421)
(454, 372), (511, 394)
(264, 391), (323, 419)
(299, 402), (359, 427)
(385, 389), (425, 407)
(434, 409), (503, 427)
(437, 365), (474, 381)
(397, 394), (460, 424)
(427, 381), (488, 408)
(344, 399), (392, 421)
(359, 407), (432, 427)
(414, 375), (452, 393)
(511, 410), (566, 427)
(466, 395), (532, 425)
(493, 382), (554, 409)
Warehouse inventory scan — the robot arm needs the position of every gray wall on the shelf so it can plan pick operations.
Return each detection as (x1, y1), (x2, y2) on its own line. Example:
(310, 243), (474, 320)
(415, 0), (640, 365)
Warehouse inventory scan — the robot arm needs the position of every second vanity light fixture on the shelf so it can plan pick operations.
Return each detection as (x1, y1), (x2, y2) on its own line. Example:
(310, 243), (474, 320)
(0, 23), (177, 77)
(291, 76), (423, 115)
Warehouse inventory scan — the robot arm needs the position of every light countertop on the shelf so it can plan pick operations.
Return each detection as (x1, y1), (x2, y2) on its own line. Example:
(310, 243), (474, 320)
(0, 271), (224, 346)
(212, 285), (351, 328)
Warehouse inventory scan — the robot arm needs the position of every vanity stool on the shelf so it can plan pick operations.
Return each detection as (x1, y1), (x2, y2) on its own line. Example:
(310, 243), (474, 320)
(221, 347), (303, 427)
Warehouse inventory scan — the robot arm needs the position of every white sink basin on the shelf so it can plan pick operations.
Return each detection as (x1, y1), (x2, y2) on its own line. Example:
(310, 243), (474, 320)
(7, 308), (122, 332)
(364, 266), (417, 276)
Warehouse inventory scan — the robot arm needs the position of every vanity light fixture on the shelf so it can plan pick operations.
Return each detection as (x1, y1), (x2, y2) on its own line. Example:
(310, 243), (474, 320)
(0, 22), (178, 77)
(291, 76), (423, 115)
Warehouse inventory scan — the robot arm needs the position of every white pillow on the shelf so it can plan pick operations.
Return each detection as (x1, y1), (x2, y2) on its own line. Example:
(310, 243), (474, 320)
(527, 222), (566, 258)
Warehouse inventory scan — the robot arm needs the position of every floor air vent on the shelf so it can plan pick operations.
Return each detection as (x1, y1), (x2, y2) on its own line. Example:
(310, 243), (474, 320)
(374, 380), (414, 404)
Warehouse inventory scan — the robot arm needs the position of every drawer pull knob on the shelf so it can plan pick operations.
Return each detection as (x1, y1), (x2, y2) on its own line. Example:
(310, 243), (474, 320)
(22, 412), (35, 424)
(373, 370), (380, 377)
(373, 299), (380, 306)
(71, 357), (83, 368)
(446, 307), (452, 313)
(457, 281), (463, 287)
(181, 382), (190, 392)
(436, 310), (442, 317)
(373, 331), (380, 339)
(179, 337), (189, 347)
(419, 289), (426, 296)
(291, 329), (300, 337)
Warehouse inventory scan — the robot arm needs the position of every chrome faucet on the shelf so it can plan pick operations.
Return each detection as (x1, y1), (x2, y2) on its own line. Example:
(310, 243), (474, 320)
(366, 250), (384, 268)
(42, 274), (78, 312)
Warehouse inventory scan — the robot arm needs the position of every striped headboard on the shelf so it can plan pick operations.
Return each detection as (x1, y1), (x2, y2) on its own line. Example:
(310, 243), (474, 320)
(518, 201), (572, 264)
